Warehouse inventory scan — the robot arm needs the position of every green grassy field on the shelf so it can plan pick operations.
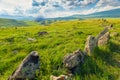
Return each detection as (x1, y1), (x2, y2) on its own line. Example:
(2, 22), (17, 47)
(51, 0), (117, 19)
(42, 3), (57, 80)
(0, 19), (120, 80)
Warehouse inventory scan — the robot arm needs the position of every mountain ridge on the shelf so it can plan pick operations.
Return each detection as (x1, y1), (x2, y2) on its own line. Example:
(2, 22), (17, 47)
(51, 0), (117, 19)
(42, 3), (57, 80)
(0, 8), (120, 21)
(46, 8), (120, 20)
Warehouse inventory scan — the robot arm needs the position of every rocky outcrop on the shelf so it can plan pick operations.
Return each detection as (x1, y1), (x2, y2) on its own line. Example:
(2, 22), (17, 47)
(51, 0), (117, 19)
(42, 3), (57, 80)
(96, 27), (109, 41)
(8, 51), (40, 80)
(84, 27), (110, 55)
(84, 36), (97, 55)
(98, 32), (110, 46)
(63, 49), (84, 69)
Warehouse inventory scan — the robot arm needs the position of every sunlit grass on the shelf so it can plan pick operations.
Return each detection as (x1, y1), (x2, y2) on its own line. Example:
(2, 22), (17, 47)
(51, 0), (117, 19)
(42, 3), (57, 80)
(0, 18), (120, 80)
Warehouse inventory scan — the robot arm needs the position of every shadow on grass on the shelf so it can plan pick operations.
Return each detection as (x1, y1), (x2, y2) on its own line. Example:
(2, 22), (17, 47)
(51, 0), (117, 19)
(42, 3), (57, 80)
(70, 56), (103, 79)
(71, 41), (120, 79)
(93, 42), (120, 68)
(108, 41), (120, 53)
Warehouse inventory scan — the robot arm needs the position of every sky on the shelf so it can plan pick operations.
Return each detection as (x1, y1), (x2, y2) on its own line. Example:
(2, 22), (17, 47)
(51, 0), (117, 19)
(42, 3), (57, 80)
(0, 0), (120, 18)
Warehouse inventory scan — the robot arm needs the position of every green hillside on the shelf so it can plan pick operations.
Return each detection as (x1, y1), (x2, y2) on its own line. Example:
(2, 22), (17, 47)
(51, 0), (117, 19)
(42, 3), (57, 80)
(0, 18), (28, 27)
(0, 18), (42, 27)
(0, 19), (120, 80)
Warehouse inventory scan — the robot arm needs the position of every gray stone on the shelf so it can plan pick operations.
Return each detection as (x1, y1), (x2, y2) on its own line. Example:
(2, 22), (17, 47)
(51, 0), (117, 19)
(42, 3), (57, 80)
(84, 36), (97, 56)
(8, 51), (40, 80)
(38, 31), (48, 36)
(12, 50), (18, 54)
(96, 27), (109, 41)
(27, 38), (36, 42)
(84, 27), (110, 55)
(63, 50), (84, 69)
(98, 32), (110, 46)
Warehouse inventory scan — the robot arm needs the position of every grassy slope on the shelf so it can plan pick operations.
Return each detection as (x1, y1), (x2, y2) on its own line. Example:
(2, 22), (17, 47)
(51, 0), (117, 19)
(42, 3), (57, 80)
(0, 19), (120, 80)
(0, 18), (41, 27)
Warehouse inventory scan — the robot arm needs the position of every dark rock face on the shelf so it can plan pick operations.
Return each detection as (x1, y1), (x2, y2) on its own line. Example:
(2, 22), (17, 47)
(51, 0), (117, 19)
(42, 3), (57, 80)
(37, 31), (48, 36)
(8, 51), (40, 80)
(63, 50), (84, 69)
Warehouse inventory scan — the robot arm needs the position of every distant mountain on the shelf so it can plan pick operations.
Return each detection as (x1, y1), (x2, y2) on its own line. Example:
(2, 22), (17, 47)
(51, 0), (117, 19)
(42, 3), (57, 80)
(89, 8), (120, 18)
(0, 8), (120, 22)
(69, 8), (120, 19)
(45, 8), (120, 21)
(0, 18), (28, 27)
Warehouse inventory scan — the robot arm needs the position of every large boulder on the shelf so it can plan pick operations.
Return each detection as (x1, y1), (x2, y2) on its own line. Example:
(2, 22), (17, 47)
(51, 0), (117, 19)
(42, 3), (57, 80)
(63, 50), (84, 69)
(96, 27), (109, 41)
(84, 27), (110, 55)
(98, 32), (110, 46)
(84, 36), (97, 56)
(8, 51), (40, 80)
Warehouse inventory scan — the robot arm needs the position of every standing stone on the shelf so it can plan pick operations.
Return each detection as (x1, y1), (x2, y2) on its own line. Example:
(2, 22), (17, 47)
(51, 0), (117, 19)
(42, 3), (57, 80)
(63, 50), (84, 69)
(96, 27), (109, 41)
(84, 36), (97, 56)
(8, 51), (40, 80)
(98, 32), (110, 46)
(84, 27), (110, 56)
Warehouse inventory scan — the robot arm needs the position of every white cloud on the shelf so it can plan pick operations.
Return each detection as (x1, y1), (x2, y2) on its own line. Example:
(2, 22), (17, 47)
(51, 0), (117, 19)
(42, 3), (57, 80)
(96, 0), (120, 7)
(61, 0), (97, 9)
(0, 0), (120, 18)
(80, 0), (97, 6)
(0, 0), (32, 16)
(81, 5), (120, 15)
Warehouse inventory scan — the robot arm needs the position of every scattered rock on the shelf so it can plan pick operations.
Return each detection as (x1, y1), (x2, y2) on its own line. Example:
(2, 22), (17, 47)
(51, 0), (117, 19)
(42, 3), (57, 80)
(50, 75), (68, 80)
(63, 49), (84, 69)
(8, 51), (40, 80)
(84, 36), (97, 56)
(38, 31), (48, 36)
(27, 38), (36, 42)
(98, 32), (110, 46)
(12, 50), (18, 54)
